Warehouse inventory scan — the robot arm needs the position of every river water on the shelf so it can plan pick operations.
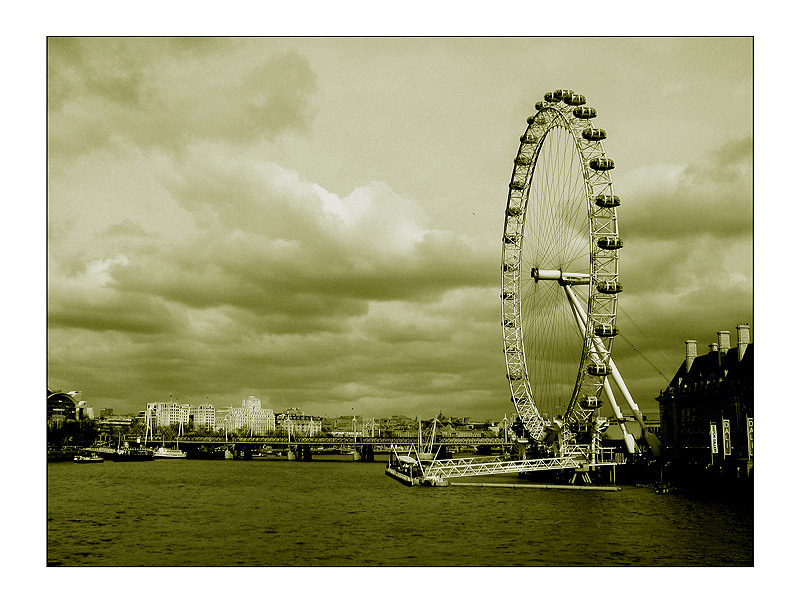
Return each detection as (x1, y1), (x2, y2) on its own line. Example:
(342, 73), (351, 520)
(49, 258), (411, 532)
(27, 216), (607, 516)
(47, 456), (753, 567)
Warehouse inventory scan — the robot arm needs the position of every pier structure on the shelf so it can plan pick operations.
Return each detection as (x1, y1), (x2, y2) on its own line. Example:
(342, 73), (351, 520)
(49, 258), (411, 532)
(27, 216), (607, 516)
(420, 445), (620, 486)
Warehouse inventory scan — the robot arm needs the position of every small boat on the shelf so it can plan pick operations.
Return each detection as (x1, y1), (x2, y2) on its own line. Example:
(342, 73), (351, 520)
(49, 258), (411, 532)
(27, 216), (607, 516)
(153, 446), (187, 459)
(74, 452), (103, 463)
(152, 432), (187, 459)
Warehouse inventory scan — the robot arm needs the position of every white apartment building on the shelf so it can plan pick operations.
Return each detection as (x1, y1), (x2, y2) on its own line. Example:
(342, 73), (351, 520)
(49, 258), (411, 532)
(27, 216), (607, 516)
(146, 402), (191, 428)
(190, 405), (216, 430)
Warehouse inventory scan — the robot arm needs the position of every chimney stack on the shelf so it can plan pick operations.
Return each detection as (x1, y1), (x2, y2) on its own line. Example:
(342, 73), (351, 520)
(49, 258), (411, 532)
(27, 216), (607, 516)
(685, 340), (697, 372)
(736, 323), (751, 361)
(709, 342), (719, 353)
(717, 330), (731, 353)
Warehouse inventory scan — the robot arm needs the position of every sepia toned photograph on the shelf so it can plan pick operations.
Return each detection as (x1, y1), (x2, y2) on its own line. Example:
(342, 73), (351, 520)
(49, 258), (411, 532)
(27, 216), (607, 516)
(44, 34), (755, 574)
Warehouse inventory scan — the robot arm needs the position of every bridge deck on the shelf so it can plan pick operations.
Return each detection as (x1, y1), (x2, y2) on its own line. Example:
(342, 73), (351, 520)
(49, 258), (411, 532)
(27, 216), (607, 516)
(139, 436), (509, 446)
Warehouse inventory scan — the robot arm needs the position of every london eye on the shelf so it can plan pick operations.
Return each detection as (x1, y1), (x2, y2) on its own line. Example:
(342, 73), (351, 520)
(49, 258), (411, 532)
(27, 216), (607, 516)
(501, 89), (644, 454)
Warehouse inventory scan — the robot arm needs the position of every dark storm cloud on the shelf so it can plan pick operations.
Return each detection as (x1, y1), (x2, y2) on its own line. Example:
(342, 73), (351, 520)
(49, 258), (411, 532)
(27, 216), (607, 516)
(622, 135), (752, 242)
(99, 219), (160, 240)
(48, 254), (187, 335)
(97, 217), (495, 331)
(49, 291), (183, 335)
(167, 37), (235, 56)
(48, 38), (317, 160)
(49, 289), (502, 416)
(240, 52), (318, 139)
(48, 37), (147, 111)
(619, 136), (753, 311)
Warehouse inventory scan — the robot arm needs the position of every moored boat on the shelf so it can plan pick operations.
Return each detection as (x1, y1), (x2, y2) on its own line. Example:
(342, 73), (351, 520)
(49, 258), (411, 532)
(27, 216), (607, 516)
(153, 446), (187, 459)
(74, 452), (104, 463)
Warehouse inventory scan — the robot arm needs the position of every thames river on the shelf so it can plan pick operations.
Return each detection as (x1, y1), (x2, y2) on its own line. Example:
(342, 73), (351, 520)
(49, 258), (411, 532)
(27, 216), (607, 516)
(47, 456), (753, 566)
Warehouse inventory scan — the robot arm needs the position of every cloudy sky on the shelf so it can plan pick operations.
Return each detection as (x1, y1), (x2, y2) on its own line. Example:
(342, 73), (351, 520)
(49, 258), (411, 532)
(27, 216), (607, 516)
(46, 37), (753, 419)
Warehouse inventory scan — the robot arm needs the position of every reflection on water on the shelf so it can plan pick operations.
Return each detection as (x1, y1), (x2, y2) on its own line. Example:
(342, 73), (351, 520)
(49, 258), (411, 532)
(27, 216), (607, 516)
(47, 457), (753, 566)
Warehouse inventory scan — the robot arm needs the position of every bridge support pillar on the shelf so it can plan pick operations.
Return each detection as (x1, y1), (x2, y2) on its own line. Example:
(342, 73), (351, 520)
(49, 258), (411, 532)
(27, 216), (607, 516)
(300, 444), (313, 461)
(360, 444), (375, 462)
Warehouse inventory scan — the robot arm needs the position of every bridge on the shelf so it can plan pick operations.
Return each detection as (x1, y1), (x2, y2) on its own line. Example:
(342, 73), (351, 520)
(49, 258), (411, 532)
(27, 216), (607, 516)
(130, 434), (512, 462)
(168, 435), (508, 446)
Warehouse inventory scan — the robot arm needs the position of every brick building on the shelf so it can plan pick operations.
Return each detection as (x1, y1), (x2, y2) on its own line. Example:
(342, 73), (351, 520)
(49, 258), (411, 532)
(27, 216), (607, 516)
(656, 324), (753, 477)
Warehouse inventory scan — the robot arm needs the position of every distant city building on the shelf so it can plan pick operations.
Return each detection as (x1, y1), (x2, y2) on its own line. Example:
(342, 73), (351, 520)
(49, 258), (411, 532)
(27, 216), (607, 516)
(656, 324), (753, 475)
(97, 415), (134, 429)
(134, 410), (147, 428)
(389, 415), (416, 427)
(190, 405), (216, 430)
(76, 401), (94, 420)
(217, 396), (276, 435)
(99, 408), (114, 418)
(326, 414), (381, 435)
(243, 396), (263, 411)
(215, 407), (232, 430)
(276, 409), (323, 437)
(47, 389), (83, 422)
(147, 402), (191, 428)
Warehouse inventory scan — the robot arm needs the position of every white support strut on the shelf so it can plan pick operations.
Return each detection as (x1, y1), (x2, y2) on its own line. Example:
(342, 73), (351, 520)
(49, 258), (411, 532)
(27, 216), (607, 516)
(563, 285), (658, 454)
(564, 286), (637, 454)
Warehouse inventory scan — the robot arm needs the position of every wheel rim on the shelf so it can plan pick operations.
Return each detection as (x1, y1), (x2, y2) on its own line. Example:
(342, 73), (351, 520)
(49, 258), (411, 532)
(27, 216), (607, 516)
(502, 91), (621, 444)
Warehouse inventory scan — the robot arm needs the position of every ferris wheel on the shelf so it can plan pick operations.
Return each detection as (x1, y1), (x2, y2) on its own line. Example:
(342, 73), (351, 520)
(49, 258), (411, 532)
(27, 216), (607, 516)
(501, 89), (649, 454)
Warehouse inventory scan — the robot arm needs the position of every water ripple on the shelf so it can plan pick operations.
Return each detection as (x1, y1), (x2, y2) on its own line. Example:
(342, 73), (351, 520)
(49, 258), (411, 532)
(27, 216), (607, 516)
(48, 459), (752, 566)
